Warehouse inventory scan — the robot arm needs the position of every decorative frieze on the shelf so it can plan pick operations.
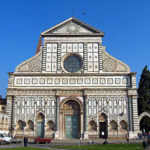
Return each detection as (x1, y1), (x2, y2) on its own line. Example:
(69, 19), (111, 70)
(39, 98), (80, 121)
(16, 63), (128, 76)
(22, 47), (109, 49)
(14, 76), (130, 87)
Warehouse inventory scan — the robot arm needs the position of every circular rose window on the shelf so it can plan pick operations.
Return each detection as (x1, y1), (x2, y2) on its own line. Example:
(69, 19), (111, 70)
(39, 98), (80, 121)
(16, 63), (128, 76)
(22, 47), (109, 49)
(63, 54), (82, 73)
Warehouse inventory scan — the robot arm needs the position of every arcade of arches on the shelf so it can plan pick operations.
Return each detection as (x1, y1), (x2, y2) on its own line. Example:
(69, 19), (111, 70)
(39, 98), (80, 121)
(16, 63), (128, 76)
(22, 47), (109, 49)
(12, 100), (150, 139)
(15, 113), (55, 138)
(13, 98), (129, 139)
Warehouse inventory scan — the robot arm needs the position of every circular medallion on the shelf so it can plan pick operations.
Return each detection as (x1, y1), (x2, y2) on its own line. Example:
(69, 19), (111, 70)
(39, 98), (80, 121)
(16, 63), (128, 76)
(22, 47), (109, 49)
(29, 59), (41, 72)
(67, 23), (78, 33)
(62, 53), (82, 73)
(103, 59), (116, 72)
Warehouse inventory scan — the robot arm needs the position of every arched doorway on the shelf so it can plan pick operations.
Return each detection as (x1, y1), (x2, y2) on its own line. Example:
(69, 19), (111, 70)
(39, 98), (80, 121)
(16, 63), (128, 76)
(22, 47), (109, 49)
(139, 112), (150, 132)
(60, 99), (81, 139)
(140, 116), (150, 132)
(99, 113), (108, 138)
(36, 113), (45, 138)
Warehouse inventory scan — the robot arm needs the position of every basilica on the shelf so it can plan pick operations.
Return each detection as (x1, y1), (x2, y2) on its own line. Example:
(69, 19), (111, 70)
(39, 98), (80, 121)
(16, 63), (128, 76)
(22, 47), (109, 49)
(6, 17), (139, 139)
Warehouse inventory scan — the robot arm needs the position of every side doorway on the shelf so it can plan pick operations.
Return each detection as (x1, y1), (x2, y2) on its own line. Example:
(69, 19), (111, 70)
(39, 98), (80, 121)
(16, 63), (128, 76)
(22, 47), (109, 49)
(99, 113), (108, 138)
(99, 122), (107, 138)
(36, 113), (45, 138)
(37, 122), (44, 138)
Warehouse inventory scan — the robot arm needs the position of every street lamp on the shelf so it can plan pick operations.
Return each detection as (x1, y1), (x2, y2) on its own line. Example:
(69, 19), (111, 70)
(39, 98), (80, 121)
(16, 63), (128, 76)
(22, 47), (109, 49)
(22, 121), (26, 146)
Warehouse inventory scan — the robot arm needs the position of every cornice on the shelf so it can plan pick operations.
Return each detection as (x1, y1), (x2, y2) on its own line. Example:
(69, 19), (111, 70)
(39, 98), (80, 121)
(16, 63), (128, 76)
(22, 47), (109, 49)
(12, 72), (132, 76)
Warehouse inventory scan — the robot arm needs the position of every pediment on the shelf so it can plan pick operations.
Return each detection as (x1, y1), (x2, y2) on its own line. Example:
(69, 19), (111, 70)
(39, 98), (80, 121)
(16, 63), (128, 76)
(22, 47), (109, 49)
(41, 17), (104, 36)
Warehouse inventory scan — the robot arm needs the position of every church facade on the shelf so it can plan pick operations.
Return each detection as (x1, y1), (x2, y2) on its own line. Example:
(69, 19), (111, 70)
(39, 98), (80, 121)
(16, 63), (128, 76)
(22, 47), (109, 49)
(6, 17), (138, 139)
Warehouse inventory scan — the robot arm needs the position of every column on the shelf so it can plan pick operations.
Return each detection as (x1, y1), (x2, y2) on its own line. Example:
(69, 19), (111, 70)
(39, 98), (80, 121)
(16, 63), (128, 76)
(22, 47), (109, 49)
(128, 96), (133, 131)
(54, 91), (59, 139)
(80, 112), (84, 139)
(83, 93), (89, 139)
(83, 93), (87, 131)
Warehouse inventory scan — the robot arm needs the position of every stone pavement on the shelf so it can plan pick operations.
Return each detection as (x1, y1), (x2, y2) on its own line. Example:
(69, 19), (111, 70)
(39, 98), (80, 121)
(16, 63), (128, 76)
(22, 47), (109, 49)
(50, 138), (142, 144)
(0, 139), (144, 150)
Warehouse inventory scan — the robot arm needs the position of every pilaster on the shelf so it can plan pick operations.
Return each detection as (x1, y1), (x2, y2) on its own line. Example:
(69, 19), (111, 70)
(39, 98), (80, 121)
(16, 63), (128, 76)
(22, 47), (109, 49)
(83, 42), (88, 72)
(132, 95), (139, 132)
(57, 42), (62, 73)
(127, 91), (139, 132)
(128, 96), (133, 131)
(42, 44), (47, 72)
(99, 45), (103, 72)
(6, 95), (13, 133)
(131, 73), (137, 88)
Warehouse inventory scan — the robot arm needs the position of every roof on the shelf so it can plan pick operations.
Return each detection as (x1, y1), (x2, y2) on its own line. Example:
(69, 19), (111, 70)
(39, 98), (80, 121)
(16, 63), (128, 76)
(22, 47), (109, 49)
(41, 17), (104, 37)
(0, 98), (6, 105)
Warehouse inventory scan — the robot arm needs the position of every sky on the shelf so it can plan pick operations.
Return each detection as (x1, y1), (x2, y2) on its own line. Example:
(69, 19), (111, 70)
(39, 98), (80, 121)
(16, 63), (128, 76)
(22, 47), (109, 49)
(0, 0), (150, 97)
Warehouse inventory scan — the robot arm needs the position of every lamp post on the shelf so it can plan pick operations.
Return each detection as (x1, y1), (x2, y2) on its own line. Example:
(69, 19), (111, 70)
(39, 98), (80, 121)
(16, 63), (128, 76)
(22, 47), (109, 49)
(22, 121), (26, 147)
(127, 126), (129, 142)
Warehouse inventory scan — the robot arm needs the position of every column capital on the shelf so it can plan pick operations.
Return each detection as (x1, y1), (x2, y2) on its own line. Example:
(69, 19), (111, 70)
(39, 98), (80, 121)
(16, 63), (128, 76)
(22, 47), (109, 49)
(127, 88), (137, 96)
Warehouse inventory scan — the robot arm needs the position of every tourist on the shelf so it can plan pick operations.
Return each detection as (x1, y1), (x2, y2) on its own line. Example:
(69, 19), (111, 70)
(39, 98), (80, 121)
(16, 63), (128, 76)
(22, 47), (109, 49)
(24, 136), (28, 147)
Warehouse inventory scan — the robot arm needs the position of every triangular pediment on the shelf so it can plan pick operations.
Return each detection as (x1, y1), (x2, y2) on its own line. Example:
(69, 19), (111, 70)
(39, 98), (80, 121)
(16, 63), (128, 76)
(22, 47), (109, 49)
(41, 17), (104, 36)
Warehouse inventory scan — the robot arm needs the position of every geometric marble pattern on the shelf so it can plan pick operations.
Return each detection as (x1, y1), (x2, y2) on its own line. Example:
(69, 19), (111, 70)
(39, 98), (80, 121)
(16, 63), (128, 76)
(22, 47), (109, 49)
(14, 76), (131, 87)
(46, 43), (57, 72)
(87, 43), (99, 72)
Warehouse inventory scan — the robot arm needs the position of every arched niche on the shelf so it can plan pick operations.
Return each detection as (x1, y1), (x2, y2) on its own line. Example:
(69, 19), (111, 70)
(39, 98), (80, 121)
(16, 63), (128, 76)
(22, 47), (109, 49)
(110, 120), (117, 131)
(88, 120), (97, 131)
(17, 120), (26, 131)
(27, 120), (34, 130)
(120, 120), (127, 131)
(47, 120), (54, 131)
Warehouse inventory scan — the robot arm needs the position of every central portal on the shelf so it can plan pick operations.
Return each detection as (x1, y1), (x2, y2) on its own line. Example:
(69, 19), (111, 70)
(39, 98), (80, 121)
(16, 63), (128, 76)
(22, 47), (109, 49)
(60, 99), (81, 139)
(65, 115), (79, 139)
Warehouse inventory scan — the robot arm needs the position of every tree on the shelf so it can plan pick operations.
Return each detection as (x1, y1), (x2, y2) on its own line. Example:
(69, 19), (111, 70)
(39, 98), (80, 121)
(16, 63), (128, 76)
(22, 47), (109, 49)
(138, 65), (150, 115)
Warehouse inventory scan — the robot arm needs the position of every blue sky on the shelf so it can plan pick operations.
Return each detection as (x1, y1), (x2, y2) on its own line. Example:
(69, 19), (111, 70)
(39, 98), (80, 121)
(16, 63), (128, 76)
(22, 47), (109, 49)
(0, 0), (150, 97)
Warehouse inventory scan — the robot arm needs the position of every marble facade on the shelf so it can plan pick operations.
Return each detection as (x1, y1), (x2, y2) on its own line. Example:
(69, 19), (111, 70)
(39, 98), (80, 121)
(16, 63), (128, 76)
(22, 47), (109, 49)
(6, 17), (138, 139)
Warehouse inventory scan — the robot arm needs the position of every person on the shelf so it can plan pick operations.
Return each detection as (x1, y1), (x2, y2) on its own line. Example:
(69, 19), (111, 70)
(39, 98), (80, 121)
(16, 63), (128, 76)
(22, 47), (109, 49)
(24, 136), (28, 147)
(142, 129), (146, 139)
(138, 132), (140, 139)
(126, 132), (129, 142)
(148, 138), (150, 145)
(103, 138), (108, 144)
(140, 133), (143, 140)
(142, 140), (147, 149)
